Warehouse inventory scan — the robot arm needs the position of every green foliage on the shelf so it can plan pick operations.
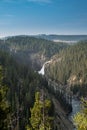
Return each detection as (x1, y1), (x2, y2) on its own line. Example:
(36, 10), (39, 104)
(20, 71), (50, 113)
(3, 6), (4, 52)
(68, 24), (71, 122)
(0, 50), (49, 130)
(0, 36), (68, 70)
(4, 36), (67, 57)
(46, 42), (87, 96)
(27, 92), (54, 130)
(73, 98), (87, 130)
(30, 92), (42, 130)
(0, 66), (10, 130)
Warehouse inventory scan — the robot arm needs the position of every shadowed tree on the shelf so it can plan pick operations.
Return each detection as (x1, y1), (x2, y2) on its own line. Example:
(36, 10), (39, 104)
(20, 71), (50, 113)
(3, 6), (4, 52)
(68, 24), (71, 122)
(0, 66), (10, 130)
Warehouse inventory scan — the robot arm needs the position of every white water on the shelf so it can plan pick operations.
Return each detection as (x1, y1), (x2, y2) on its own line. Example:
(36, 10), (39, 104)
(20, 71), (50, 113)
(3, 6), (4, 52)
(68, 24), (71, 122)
(38, 60), (52, 75)
(69, 98), (80, 130)
(38, 64), (45, 75)
(38, 62), (80, 130)
(69, 98), (80, 121)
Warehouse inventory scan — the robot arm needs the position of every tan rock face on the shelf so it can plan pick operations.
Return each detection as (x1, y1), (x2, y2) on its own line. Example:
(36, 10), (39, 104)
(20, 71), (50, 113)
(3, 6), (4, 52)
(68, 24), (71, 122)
(72, 76), (77, 81)
(67, 75), (83, 86)
(67, 75), (77, 84)
(79, 79), (83, 83)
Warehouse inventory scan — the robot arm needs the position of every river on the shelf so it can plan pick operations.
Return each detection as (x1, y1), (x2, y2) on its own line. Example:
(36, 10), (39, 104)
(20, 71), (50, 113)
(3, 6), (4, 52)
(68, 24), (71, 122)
(38, 62), (80, 130)
(68, 98), (80, 130)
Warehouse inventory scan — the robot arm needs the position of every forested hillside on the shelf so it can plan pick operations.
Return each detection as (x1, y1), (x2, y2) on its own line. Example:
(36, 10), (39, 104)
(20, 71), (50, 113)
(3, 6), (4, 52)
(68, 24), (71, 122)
(0, 50), (50, 130)
(45, 41), (87, 96)
(35, 34), (87, 42)
(0, 36), (67, 70)
(0, 50), (73, 130)
(1, 36), (87, 130)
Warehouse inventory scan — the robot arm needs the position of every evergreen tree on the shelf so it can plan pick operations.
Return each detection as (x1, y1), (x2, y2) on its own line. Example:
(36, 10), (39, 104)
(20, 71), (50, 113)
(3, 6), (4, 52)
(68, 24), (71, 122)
(73, 98), (87, 130)
(0, 66), (10, 130)
(27, 92), (54, 130)
(45, 42), (87, 96)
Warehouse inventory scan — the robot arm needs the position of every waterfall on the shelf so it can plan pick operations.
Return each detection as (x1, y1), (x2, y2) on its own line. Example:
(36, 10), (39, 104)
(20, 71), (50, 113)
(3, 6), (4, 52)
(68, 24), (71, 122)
(38, 61), (80, 130)
(38, 60), (52, 75)
(38, 63), (45, 75)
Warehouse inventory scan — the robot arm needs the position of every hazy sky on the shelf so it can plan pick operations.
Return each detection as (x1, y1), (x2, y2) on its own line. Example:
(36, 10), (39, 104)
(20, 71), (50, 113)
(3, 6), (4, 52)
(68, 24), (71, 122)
(0, 0), (87, 37)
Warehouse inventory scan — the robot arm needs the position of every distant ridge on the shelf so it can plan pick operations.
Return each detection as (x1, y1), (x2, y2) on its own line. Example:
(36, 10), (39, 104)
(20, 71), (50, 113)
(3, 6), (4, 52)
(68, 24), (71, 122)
(1, 34), (87, 44)
(34, 34), (87, 43)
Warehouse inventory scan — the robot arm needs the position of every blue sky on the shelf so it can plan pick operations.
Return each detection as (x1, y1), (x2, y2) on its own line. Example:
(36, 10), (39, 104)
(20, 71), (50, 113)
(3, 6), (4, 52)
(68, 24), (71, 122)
(0, 0), (87, 37)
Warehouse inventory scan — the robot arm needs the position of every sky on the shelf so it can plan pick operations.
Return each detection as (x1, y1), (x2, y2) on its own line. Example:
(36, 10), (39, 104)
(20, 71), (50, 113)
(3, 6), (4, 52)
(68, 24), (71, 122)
(0, 0), (87, 37)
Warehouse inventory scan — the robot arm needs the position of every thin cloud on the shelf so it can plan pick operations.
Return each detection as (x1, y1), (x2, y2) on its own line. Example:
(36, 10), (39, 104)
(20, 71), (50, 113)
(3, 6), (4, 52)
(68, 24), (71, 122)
(1, 0), (52, 3)
(27, 0), (52, 3)
(1, 0), (22, 3)
(2, 0), (14, 2)
(4, 14), (14, 17)
(0, 13), (14, 18)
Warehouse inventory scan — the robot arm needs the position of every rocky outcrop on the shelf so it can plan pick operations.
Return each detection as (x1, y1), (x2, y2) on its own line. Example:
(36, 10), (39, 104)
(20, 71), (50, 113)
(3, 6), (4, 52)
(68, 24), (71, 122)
(45, 88), (74, 130)
(67, 75), (83, 86)
(52, 97), (74, 130)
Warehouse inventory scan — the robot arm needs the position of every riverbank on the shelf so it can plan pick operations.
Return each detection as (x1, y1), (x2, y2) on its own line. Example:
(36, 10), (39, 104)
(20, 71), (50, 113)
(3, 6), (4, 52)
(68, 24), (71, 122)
(38, 62), (81, 130)
(68, 98), (80, 130)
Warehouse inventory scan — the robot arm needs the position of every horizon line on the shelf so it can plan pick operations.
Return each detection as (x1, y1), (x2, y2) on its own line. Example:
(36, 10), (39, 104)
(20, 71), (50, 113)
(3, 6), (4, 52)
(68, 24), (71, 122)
(1, 33), (87, 38)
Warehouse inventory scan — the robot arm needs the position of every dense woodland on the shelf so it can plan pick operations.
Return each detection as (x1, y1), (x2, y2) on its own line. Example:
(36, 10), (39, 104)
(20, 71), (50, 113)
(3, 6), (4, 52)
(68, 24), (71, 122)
(0, 50), (52, 130)
(45, 41), (87, 96)
(0, 36), (71, 130)
(0, 50), (72, 130)
(0, 66), (10, 130)
(0, 36), (87, 130)
(0, 36), (67, 70)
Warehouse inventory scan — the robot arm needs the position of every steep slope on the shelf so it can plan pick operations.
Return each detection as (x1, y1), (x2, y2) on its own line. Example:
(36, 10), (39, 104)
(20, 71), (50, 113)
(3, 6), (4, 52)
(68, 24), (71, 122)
(0, 36), (68, 70)
(45, 41), (87, 97)
(45, 89), (74, 130)
(0, 50), (73, 130)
